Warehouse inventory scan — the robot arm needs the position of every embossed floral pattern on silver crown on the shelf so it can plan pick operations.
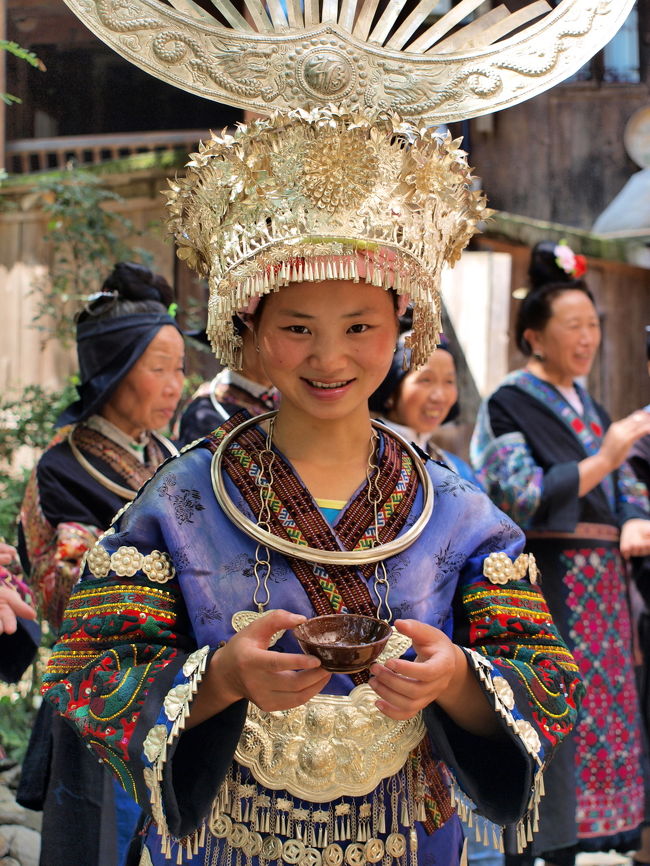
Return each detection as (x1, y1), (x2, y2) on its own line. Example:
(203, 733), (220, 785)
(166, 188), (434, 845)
(165, 110), (489, 369)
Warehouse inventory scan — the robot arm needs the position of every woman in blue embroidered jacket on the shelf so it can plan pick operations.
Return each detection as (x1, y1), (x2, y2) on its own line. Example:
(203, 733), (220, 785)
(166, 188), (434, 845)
(42, 113), (583, 866)
(471, 241), (650, 866)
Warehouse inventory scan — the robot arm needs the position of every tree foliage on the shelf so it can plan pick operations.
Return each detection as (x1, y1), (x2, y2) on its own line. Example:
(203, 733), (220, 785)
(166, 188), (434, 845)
(0, 40), (45, 106)
(31, 171), (153, 345)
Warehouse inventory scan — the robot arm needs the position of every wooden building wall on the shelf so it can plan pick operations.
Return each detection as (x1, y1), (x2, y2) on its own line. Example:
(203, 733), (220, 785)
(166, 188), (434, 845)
(462, 1), (650, 230)
(0, 177), (215, 400)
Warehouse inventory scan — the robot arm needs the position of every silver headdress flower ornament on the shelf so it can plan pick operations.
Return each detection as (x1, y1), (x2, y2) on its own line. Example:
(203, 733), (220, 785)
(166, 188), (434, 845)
(165, 107), (488, 368)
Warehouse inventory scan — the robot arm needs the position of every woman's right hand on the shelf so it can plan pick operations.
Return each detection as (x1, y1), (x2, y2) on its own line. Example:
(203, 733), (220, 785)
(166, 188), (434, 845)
(186, 610), (331, 727)
(598, 410), (650, 471)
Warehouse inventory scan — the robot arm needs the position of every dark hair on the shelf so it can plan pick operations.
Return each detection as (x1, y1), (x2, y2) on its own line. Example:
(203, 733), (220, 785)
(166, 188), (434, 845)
(77, 262), (174, 324)
(369, 334), (460, 423)
(515, 242), (595, 356)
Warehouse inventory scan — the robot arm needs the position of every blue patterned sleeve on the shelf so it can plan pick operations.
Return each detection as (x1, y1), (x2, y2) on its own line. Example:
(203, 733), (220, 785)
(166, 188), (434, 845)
(470, 399), (580, 530)
(616, 460), (650, 523)
(422, 488), (584, 838)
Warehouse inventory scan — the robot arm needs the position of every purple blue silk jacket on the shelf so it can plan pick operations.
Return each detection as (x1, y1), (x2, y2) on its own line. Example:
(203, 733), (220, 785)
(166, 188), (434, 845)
(42, 418), (584, 866)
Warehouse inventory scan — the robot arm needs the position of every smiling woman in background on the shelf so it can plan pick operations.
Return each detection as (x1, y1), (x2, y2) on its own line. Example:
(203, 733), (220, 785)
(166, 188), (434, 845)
(471, 241), (650, 866)
(370, 333), (478, 485)
(17, 262), (185, 866)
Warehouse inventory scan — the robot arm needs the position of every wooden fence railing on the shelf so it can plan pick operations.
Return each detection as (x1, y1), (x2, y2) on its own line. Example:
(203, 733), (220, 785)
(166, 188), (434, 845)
(5, 129), (208, 174)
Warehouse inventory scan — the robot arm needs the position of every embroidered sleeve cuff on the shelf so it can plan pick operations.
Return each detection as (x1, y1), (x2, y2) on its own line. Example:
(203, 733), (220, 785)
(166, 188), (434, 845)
(423, 647), (540, 830)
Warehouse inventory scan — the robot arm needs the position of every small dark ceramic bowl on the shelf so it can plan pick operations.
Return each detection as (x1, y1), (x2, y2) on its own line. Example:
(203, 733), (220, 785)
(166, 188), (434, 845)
(294, 613), (392, 673)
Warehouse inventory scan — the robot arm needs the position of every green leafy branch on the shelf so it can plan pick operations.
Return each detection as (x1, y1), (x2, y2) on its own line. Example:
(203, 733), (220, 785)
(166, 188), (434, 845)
(0, 40), (45, 106)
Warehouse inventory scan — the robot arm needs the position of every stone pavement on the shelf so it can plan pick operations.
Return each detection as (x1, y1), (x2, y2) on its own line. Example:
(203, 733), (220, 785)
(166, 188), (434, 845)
(572, 855), (632, 866)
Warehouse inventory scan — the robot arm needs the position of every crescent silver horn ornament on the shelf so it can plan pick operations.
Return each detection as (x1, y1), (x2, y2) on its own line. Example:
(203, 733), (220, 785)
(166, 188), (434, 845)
(60, 0), (635, 123)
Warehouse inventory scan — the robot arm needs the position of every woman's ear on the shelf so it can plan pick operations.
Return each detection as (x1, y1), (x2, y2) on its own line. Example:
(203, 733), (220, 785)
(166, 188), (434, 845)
(522, 327), (540, 356)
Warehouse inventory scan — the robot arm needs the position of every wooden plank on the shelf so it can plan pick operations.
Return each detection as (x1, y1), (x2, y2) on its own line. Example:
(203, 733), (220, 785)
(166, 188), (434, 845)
(352, 0), (384, 41)
(286, 0), (304, 29)
(471, 1), (551, 48)
(208, 0), (258, 29)
(321, 0), (338, 22)
(215, 0), (272, 31)
(338, 0), (359, 33)
(406, 0), (488, 54)
(433, 1), (551, 52)
(167, 0), (219, 24)
(266, 0), (289, 28)
(304, 0), (320, 26)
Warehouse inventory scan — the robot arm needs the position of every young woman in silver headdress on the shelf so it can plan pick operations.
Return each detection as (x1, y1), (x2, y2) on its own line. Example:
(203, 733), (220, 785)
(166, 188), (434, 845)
(40, 112), (583, 866)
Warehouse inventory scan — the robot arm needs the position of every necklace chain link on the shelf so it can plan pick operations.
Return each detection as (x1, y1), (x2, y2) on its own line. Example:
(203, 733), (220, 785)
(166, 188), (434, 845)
(365, 427), (392, 621)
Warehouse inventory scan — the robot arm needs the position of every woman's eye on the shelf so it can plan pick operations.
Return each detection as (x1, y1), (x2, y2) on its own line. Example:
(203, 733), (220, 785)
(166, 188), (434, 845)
(285, 324), (310, 334)
(348, 323), (369, 334)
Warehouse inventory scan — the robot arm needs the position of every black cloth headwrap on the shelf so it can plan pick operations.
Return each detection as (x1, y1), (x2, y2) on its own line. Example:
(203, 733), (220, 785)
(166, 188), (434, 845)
(56, 312), (180, 426)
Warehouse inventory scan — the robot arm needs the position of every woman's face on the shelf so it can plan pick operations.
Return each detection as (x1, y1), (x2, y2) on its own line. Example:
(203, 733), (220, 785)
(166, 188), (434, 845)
(102, 325), (185, 437)
(390, 348), (458, 434)
(256, 280), (399, 422)
(525, 290), (601, 382)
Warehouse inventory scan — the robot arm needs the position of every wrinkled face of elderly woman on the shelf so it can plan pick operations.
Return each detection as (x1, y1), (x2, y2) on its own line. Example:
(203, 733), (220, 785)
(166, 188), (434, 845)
(101, 325), (185, 438)
(254, 280), (400, 423)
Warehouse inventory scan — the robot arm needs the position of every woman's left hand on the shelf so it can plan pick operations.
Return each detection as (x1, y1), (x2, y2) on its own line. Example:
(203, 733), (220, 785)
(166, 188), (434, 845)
(368, 619), (502, 737)
(368, 619), (465, 721)
(620, 519), (650, 559)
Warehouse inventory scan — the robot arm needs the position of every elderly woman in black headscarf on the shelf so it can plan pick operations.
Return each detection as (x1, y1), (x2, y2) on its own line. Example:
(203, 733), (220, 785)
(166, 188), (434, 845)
(17, 262), (185, 866)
